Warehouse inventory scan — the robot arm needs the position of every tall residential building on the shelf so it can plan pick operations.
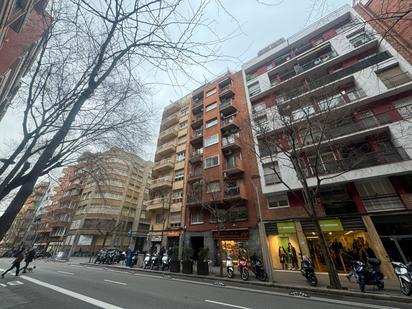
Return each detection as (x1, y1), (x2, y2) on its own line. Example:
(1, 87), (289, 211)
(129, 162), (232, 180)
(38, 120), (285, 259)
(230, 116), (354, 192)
(2, 181), (49, 248)
(0, 0), (50, 120)
(243, 5), (412, 278)
(146, 96), (190, 253)
(184, 71), (261, 262)
(65, 147), (152, 256)
(355, 0), (412, 64)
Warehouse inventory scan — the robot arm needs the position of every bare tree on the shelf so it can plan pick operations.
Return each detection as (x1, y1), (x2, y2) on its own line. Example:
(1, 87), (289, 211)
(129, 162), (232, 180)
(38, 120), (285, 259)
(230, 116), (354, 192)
(0, 0), (229, 241)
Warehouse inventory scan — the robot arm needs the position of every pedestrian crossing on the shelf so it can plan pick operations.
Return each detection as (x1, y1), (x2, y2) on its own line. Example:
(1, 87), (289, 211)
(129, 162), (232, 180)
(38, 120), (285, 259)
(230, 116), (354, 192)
(0, 280), (24, 287)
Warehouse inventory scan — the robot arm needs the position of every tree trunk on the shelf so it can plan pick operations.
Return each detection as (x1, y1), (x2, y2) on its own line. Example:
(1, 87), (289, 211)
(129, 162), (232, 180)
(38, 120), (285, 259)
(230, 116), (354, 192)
(0, 177), (37, 241)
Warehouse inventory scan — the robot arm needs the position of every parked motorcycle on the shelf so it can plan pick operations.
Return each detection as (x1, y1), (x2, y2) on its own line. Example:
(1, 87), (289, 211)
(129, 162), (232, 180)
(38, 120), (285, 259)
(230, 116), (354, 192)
(250, 255), (268, 281)
(226, 254), (234, 278)
(161, 253), (170, 271)
(351, 258), (384, 292)
(238, 255), (249, 281)
(150, 253), (161, 270)
(301, 256), (317, 286)
(392, 261), (412, 296)
(143, 253), (152, 269)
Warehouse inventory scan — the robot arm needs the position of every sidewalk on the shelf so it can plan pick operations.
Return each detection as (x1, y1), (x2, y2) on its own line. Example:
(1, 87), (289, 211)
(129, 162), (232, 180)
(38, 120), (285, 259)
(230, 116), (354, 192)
(76, 259), (411, 304)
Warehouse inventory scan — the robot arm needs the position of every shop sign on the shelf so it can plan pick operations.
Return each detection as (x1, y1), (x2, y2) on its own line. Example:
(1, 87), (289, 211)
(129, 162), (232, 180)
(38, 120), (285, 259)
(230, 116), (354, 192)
(151, 235), (162, 242)
(167, 231), (180, 237)
(319, 219), (343, 232)
(213, 229), (249, 240)
(277, 222), (296, 234)
(78, 235), (93, 246)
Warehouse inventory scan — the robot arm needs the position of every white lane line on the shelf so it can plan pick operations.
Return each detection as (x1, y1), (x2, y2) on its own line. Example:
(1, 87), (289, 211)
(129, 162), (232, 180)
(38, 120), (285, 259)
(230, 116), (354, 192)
(7, 281), (24, 286)
(20, 275), (123, 309)
(205, 300), (252, 309)
(57, 271), (74, 275)
(0, 283), (7, 287)
(104, 279), (127, 286)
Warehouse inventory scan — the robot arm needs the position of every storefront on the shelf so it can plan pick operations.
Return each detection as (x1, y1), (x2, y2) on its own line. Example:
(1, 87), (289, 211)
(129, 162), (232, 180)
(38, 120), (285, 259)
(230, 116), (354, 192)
(166, 230), (180, 249)
(265, 222), (302, 270)
(212, 229), (253, 265)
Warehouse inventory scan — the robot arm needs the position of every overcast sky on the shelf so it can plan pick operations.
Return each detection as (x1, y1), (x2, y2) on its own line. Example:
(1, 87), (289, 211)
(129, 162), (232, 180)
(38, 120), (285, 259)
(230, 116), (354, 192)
(0, 0), (352, 162)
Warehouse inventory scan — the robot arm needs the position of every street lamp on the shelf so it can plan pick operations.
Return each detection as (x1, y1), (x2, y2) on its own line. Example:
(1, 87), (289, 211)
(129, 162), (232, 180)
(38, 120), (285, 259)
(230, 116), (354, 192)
(251, 174), (273, 282)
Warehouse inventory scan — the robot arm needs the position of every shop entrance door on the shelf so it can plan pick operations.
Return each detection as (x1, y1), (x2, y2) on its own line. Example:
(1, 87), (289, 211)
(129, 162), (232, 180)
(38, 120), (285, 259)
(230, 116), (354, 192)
(381, 236), (412, 264)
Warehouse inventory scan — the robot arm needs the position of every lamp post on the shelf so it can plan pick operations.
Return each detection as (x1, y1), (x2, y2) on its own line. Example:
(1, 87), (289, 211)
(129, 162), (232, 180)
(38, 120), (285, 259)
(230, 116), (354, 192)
(251, 175), (273, 282)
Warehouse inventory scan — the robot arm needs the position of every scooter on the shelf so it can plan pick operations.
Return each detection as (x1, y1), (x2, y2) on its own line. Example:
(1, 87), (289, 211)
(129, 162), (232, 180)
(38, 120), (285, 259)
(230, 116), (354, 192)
(352, 258), (384, 292)
(392, 261), (412, 296)
(150, 253), (161, 270)
(250, 255), (268, 281)
(161, 253), (170, 271)
(143, 253), (151, 269)
(226, 254), (234, 278)
(301, 256), (317, 286)
(238, 255), (249, 281)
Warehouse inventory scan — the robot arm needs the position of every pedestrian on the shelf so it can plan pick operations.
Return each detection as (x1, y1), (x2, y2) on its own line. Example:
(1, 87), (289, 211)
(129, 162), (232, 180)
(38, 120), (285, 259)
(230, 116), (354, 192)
(1, 248), (25, 278)
(21, 247), (36, 273)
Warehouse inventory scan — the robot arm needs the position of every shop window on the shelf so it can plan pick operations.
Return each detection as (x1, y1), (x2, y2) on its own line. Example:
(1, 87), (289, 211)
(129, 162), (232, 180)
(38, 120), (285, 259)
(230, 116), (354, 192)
(319, 186), (358, 215)
(267, 193), (289, 208)
(263, 163), (281, 185)
(377, 65), (412, 89)
(190, 209), (204, 224)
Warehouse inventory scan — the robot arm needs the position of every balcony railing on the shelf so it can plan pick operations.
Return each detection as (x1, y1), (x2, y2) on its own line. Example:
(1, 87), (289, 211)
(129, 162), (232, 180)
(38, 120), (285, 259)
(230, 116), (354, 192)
(159, 127), (178, 140)
(221, 116), (237, 127)
(162, 114), (178, 126)
(222, 135), (240, 147)
(187, 194), (202, 205)
(224, 186), (240, 197)
(220, 97), (234, 109)
(153, 158), (174, 170)
(381, 72), (412, 89)
(144, 198), (169, 211)
(192, 114), (203, 123)
(192, 99), (203, 110)
(150, 177), (172, 188)
(191, 128), (203, 139)
(156, 141), (176, 153)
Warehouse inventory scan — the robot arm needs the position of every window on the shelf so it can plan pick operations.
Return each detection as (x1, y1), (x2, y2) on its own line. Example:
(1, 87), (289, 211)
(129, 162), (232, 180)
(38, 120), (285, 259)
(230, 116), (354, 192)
(263, 162), (281, 185)
(228, 206), (248, 222)
(170, 212), (181, 223)
(190, 209), (204, 224)
(377, 65), (412, 89)
(267, 194), (289, 208)
(205, 134), (219, 147)
(348, 31), (372, 48)
(209, 209), (226, 223)
(205, 155), (219, 168)
(396, 98), (412, 119)
(258, 139), (277, 157)
(207, 181), (220, 193)
(253, 102), (266, 113)
(178, 136), (186, 145)
(206, 88), (217, 97)
(174, 169), (184, 181)
(291, 105), (315, 120)
(181, 108), (188, 116)
(248, 82), (261, 96)
(206, 102), (217, 112)
(358, 111), (378, 129)
(180, 121), (188, 129)
(307, 152), (338, 175)
(206, 118), (218, 128)
(172, 190), (183, 201)
(156, 213), (163, 224)
(177, 152), (185, 162)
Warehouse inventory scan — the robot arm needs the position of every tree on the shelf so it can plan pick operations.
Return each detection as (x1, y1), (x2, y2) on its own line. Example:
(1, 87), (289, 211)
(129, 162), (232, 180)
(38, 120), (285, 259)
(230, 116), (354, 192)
(0, 0), (228, 241)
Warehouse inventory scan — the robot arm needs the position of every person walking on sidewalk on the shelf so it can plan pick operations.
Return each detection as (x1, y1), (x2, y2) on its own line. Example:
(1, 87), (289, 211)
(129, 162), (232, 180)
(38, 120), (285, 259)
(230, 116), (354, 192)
(21, 247), (36, 273)
(1, 248), (25, 278)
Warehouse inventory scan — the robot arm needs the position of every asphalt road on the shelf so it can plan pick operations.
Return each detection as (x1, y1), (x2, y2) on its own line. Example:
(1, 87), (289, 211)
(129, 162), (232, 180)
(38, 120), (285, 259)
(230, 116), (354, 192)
(0, 258), (408, 309)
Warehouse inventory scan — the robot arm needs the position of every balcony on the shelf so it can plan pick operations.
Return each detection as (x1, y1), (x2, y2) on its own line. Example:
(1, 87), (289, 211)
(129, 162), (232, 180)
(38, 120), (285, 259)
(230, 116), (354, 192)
(192, 99), (204, 114)
(188, 170), (202, 182)
(190, 128), (203, 145)
(220, 98), (237, 116)
(159, 127), (178, 142)
(191, 114), (203, 129)
(187, 194), (203, 206)
(144, 198), (170, 211)
(149, 177), (172, 190)
(153, 158), (175, 174)
(190, 148), (203, 163)
(224, 159), (244, 176)
(162, 114), (179, 129)
(222, 135), (241, 153)
(219, 82), (234, 99)
(223, 185), (247, 201)
(221, 116), (239, 133)
(163, 102), (180, 117)
(155, 141), (176, 158)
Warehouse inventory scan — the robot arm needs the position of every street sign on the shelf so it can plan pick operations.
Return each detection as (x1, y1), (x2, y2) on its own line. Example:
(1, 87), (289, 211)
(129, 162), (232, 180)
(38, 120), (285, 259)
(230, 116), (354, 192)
(127, 228), (132, 237)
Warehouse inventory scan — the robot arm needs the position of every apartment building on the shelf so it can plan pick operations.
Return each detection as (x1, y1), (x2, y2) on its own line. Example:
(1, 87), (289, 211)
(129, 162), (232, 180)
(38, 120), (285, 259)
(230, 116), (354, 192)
(0, 0), (50, 120)
(65, 147), (152, 256)
(184, 71), (261, 262)
(146, 96), (190, 253)
(242, 5), (412, 278)
(355, 0), (412, 65)
(2, 181), (49, 249)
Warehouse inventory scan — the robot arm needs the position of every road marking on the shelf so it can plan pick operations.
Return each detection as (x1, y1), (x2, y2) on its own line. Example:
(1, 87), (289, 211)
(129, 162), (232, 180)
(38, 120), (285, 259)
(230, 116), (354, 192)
(104, 279), (127, 286)
(20, 275), (123, 309)
(7, 280), (24, 286)
(0, 283), (7, 287)
(57, 271), (74, 275)
(205, 300), (252, 309)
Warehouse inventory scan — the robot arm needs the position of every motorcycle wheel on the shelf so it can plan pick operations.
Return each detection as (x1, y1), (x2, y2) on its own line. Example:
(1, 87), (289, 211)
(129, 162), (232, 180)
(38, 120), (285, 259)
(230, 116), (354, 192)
(227, 269), (234, 278)
(377, 281), (384, 291)
(400, 279), (412, 296)
(241, 269), (249, 281)
(359, 278), (366, 292)
(309, 274), (318, 287)
(259, 272), (268, 282)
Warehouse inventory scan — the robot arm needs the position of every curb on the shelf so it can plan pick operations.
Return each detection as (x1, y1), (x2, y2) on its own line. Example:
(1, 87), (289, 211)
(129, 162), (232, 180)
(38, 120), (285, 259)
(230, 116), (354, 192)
(79, 263), (410, 303)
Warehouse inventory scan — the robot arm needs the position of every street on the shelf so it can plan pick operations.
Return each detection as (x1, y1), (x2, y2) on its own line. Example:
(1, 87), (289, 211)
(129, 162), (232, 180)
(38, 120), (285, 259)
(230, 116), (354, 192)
(0, 259), (408, 309)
